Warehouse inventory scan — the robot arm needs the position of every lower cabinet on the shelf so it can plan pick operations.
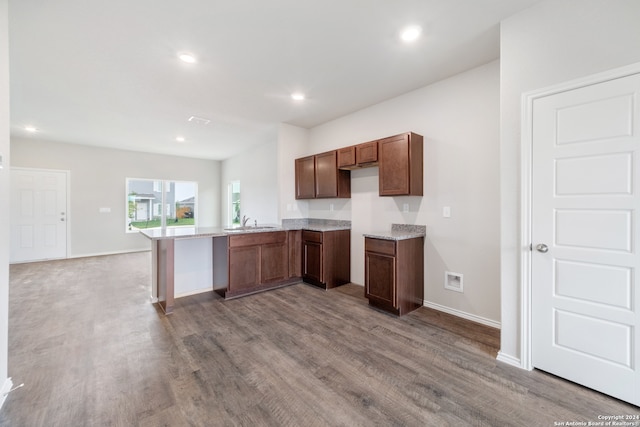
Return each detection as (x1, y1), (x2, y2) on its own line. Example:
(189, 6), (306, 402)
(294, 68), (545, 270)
(221, 228), (350, 298)
(302, 229), (350, 289)
(364, 236), (424, 316)
(287, 229), (302, 279)
(228, 245), (261, 292)
(225, 231), (295, 298)
(261, 242), (288, 283)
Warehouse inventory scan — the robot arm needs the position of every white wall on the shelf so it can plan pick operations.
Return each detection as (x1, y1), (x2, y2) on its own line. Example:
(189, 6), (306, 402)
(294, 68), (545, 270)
(220, 135), (279, 226)
(282, 61), (501, 325)
(11, 138), (221, 257)
(278, 123), (310, 220)
(499, 0), (640, 363)
(0, 0), (10, 406)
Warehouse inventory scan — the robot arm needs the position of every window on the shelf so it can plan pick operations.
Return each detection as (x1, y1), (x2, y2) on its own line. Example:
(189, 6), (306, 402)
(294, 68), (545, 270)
(229, 181), (241, 226)
(126, 178), (197, 231)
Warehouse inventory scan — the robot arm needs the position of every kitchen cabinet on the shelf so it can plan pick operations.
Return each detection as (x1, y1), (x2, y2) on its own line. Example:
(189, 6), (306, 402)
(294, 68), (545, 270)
(378, 132), (423, 196)
(228, 245), (260, 292)
(287, 229), (302, 279)
(226, 231), (292, 298)
(356, 140), (378, 165)
(295, 151), (350, 199)
(295, 156), (316, 199)
(337, 141), (378, 169)
(302, 229), (350, 289)
(364, 236), (423, 316)
(261, 241), (288, 283)
(298, 131), (422, 197)
(337, 146), (356, 168)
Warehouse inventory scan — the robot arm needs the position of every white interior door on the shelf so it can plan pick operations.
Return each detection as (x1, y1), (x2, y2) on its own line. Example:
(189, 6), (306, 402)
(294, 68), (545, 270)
(531, 72), (640, 405)
(10, 168), (68, 263)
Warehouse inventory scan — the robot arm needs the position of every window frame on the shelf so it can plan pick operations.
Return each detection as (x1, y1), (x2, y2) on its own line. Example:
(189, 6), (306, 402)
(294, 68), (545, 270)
(126, 178), (198, 233)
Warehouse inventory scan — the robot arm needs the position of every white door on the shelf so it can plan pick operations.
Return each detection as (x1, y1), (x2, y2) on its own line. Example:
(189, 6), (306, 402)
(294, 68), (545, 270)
(10, 168), (68, 263)
(136, 202), (148, 221)
(531, 72), (640, 405)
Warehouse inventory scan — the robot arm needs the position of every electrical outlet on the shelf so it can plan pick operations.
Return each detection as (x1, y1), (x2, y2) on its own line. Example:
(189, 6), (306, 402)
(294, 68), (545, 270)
(403, 203), (409, 213)
(443, 206), (451, 218)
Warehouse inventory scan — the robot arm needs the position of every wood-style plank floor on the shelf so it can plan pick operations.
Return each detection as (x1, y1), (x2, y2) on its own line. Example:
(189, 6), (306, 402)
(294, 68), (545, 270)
(1, 252), (637, 426)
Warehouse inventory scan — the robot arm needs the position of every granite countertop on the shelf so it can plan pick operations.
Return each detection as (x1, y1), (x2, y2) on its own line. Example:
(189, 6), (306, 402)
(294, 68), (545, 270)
(282, 218), (351, 232)
(363, 224), (426, 241)
(283, 224), (351, 232)
(139, 225), (283, 240)
(140, 218), (352, 240)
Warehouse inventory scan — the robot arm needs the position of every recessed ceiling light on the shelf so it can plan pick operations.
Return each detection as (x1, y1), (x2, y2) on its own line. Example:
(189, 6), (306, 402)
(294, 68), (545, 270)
(400, 25), (422, 42)
(176, 136), (186, 143)
(25, 125), (37, 132)
(291, 93), (305, 101)
(178, 53), (197, 64)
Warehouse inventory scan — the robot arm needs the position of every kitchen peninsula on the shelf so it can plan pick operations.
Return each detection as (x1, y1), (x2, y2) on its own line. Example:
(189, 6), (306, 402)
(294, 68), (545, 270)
(141, 219), (351, 314)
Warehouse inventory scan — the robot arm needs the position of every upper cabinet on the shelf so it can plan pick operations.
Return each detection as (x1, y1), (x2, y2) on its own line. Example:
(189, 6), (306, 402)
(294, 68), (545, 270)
(295, 155), (316, 199)
(378, 132), (423, 196)
(356, 140), (378, 165)
(337, 141), (378, 169)
(296, 132), (422, 199)
(295, 151), (351, 199)
(337, 146), (356, 168)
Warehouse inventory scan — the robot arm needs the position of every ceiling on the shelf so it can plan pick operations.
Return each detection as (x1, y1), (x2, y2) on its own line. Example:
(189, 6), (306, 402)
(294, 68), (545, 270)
(8, 0), (541, 161)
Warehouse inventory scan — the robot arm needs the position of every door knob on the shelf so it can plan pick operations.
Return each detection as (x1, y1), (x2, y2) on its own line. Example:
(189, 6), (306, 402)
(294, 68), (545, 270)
(536, 243), (548, 253)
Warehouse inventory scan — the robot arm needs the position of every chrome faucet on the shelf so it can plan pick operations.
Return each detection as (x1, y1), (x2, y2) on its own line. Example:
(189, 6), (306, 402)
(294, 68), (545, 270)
(241, 215), (250, 227)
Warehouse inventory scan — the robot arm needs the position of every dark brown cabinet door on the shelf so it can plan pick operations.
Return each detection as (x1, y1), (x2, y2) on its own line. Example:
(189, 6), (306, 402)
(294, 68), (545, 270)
(261, 242), (287, 283)
(365, 251), (396, 307)
(337, 146), (356, 168)
(287, 230), (302, 278)
(356, 141), (378, 165)
(378, 132), (423, 196)
(315, 151), (338, 198)
(379, 134), (410, 195)
(302, 240), (323, 285)
(229, 246), (260, 291)
(295, 155), (316, 199)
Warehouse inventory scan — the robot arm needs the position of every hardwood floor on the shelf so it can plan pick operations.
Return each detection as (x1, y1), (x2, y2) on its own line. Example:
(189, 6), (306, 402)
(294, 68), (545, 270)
(1, 252), (637, 426)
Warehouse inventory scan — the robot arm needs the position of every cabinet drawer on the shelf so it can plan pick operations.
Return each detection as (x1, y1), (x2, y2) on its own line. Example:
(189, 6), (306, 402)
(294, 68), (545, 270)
(365, 237), (396, 256)
(302, 230), (323, 243)
(229, 231), (286, 248)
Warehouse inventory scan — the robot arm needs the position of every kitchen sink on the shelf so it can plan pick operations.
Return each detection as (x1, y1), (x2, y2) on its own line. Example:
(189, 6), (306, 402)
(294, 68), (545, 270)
(224, 226), (277, 232)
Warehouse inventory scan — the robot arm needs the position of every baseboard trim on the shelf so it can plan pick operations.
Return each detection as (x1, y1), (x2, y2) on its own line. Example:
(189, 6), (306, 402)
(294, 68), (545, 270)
(69, 249), (151, 259)
(10, 249), (151, 265)
(422, 300), (501, 330)
(0, 377), (13, 411)
(496, 351), (527, 369)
